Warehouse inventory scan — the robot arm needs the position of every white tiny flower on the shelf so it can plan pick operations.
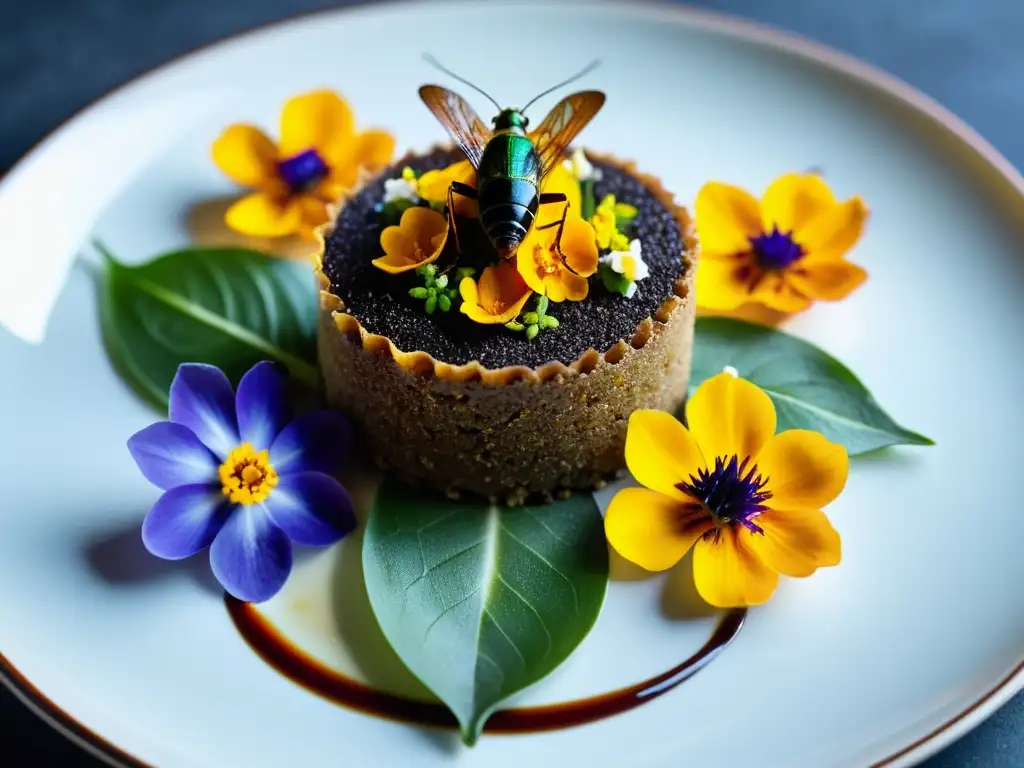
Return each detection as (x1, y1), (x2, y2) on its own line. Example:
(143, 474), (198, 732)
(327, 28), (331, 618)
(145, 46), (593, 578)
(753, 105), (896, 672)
(383, 176), (418, 204)
(722, 365), (739, 378)
(563, 146), (603, 182)
(599, 239), (648, 299)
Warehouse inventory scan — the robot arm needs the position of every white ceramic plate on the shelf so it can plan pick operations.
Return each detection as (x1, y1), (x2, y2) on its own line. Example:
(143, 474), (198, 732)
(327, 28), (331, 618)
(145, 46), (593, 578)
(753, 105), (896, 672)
(1, 1), (1021, 766)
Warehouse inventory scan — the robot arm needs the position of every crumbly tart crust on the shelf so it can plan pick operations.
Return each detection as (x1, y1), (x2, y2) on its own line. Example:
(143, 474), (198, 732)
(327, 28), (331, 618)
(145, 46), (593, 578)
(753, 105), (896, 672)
(313, 147), (699, 503)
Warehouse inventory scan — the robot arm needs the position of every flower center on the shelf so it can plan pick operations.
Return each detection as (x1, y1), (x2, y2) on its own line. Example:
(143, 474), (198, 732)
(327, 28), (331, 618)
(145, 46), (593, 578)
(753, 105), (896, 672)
(277, 148), (329, 193)
(749, 225), (805, 271)
(534, 243), (561, 277)
(676, 455), (772, 534)
(218, 443), (279, 505)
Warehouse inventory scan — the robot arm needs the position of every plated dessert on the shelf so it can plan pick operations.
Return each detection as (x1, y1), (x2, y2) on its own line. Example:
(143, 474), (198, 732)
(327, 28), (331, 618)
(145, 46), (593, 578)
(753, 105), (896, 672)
(96, 71), (930, 747)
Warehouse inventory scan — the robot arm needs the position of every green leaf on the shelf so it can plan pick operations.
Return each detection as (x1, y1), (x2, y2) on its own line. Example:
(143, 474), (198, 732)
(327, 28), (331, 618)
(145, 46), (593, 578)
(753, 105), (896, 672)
(580, 179), (596, 221)
(525, 323), (539, 340)
(504, 321), (525, 332)
(521, 312), (539, 325)
(541, 315), (559, 329)
(425, 294), (437, 314)
(437, 293), (452, 312)
(408, 287), (430, 299)
(535, 295), (549, 316)
(691, 318), (934, 454)
(362, 481), (609, 746)
(599, 264), (632, 296)
(98, 243), (319, 411)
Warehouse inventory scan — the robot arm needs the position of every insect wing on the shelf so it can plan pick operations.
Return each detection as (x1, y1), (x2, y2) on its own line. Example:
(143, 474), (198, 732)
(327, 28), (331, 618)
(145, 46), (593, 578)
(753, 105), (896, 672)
(418, 85), (492, 168)
(530, 91), (606, 178)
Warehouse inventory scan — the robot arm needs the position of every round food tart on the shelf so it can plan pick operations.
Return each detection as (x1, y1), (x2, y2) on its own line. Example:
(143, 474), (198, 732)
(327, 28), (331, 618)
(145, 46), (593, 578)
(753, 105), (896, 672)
(314, 145), (698, 503)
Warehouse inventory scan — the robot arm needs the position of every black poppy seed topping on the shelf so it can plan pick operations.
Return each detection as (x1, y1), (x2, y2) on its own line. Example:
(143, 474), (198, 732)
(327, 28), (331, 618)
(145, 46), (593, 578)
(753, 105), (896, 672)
(321, 147), (688, 369)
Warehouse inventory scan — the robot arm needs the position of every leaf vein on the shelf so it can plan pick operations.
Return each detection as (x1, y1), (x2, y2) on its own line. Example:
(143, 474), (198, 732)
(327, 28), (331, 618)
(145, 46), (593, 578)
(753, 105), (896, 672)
(500, 525), (580, 616)
(496, 575), (552, 660)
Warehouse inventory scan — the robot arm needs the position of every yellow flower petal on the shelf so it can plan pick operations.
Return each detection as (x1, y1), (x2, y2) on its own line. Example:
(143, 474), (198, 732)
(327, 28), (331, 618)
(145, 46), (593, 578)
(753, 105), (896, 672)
(459, 260), (532, 324)
(785, 260), (867, 301)
(352, 129), (396, 170)
(279, 90), (355, 164)
(748, 271), (815, 313)
(695, 182), (762, 256)
(294, 194), (330, 240)
(692, 526), (779, 607)
(695, 256), (758, 311)
(794, 197), (868, 261)
(755, 430), (849, 510)
(538, 163), (582, 227)
(211, 124), (280, 189)
(224, 192), (301, 238)
(625, 409), (705, 499)
(372, 206), (448, 274)
(747, 507), (841, 577)
(760, 173), (835, 234)
(605, 487), (711, 572)
(561, 218), (599, 278)
(685, 372), (776, 463)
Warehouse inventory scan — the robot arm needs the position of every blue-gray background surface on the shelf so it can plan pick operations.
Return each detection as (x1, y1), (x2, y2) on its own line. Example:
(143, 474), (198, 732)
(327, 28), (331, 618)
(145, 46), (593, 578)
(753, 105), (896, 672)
(0, 0), (1020, 765)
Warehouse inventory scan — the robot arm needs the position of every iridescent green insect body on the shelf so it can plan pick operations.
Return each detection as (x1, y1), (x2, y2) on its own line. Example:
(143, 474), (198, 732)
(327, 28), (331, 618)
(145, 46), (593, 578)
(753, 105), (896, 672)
(419, 58), (605, 262)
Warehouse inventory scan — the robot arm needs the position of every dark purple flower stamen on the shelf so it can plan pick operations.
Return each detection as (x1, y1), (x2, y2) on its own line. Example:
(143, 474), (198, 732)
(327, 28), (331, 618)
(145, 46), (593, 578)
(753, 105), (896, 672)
(676, 455), (772, 535)
(277, 148), (329, 192)
(749, 225), (804, 271)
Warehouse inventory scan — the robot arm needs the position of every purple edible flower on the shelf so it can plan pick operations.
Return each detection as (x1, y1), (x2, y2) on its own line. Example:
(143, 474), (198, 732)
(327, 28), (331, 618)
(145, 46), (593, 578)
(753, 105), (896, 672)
(127, 361), (355, 603)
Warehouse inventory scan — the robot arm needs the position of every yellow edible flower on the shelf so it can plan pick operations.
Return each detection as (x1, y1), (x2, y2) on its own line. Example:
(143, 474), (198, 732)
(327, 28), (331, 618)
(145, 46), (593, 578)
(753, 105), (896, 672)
(695, 173), (868, 317)
(605, 371), (847, 608)
(212, 89), (395, 240)
(459, 260), (533, 324)
(372, 206), (448, 274)
(590, 194), (635, 251)
(517, 218), (599, 302)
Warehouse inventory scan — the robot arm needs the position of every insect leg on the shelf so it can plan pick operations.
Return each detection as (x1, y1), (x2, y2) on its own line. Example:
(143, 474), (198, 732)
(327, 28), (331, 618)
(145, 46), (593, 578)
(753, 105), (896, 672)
(536, 194), (580, 275)
(446, 181), (478, 256)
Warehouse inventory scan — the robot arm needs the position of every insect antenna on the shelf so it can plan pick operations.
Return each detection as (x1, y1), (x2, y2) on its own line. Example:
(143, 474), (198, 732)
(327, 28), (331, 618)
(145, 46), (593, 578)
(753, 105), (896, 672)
(520, 59), (602, 113)
(422, 53), (502, 111)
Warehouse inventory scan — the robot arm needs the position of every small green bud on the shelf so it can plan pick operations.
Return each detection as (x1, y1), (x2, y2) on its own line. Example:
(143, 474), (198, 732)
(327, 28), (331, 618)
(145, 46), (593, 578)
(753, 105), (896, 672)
(438, 294), (452, 312)
(409, 287), (430, 299)
(419, 264), (437, 278)
(521, 312), (539, 325)
(455, 266), (476, 282)
(425, 294), (437, 314)
(542, 315), (559, 329)
(505, 321), (525, 332)
(526, 324), (540, 340)
(536, 296), (549, 316)
(434, 274), (449, 289)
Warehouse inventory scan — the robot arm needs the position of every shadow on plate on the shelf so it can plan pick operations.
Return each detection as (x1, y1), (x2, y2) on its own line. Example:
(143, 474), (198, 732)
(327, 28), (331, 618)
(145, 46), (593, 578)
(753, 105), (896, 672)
(184, 195), (318, 260)
(80, 518), (222, 596)
(661, 554), (718, 620)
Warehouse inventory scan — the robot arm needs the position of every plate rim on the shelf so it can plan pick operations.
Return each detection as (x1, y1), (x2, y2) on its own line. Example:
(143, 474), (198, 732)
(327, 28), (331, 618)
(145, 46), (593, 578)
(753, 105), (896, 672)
(1, 1), (1021, 766)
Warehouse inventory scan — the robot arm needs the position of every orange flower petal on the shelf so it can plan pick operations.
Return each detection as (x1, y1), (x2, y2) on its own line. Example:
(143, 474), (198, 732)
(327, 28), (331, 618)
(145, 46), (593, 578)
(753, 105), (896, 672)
(211, 125), (280, 189)
(538, 163), (582, 227)
(625, 409), (705, 499)
(755, 430), (849, 510)
(786, 260), (867, 301)
(459, 261), (532, 324)
(352, 129), (396, 171)
(685, 372), (776, 463)
(560, 218), (599, 278)
(695, 256), (758, 311)
(372, 206), (448, 274)
(224, 192), (301, 238)
(692, 526), (779, 607)
(747, 507), (841, 577)
(695, 182), (763, 256)
(795, 197), (868, 261)
(748, 271), (814, 313)
(279, 90), (354, 163)
(605, 487), (711, 572)
(760, 173), (835, 234)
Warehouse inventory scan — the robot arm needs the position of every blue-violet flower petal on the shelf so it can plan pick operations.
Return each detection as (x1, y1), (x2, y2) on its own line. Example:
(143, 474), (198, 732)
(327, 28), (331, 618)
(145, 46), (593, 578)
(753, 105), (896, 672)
(270, 411), (351, 475)
(235, 361), (288, 451)
(264, 471), (357, 547)
(127, 422), (220, 490)
(168, 363), (240, 460)
(141, 484), (232, 559)
(209, 506), (293, 603)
